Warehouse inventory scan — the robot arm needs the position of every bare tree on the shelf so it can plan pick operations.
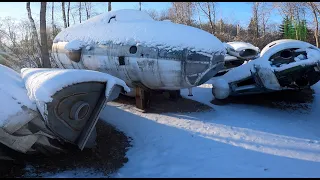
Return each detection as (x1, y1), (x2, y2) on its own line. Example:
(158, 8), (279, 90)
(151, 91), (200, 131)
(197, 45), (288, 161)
(40, 2), (51, 68)
(79, 2), (82, 23)
(84, 2), (92, 20)
(158, 9), (170, 21)
(51, 2), (55, 38)
(259, 3), (272, 37)
(168, 2), (195, 26)
(218, 19), (224, 34)
(236, 24), (240, 37)
(108, 2), (112, 11)
(273, 2), (297, 20)
(145, 9), (158, 20)
(0, 18), (44, 68)
(197, 2), (216, 34)
(195, 4), (203, 29)
(62, 2), (67, 28)
(252, 2), (260, 38)
(306, 2), (319, 47)
(67, 2), (71, 27)
(26, 2), (41, 67)
(71, 10), (76, 25)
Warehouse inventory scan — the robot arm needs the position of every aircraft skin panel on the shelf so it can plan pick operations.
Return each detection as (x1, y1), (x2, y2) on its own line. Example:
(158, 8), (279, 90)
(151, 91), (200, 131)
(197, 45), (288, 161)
(52, 41), (225, 91)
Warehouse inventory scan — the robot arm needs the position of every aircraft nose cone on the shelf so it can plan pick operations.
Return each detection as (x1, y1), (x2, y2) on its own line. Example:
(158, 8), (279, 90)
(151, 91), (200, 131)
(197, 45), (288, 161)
(184, 51), (225, 86)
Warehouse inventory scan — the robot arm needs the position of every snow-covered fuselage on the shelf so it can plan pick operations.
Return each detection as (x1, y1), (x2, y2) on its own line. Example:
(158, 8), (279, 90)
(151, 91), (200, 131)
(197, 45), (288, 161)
(52, 42), (225, 92)
(52, 10), (226, 95)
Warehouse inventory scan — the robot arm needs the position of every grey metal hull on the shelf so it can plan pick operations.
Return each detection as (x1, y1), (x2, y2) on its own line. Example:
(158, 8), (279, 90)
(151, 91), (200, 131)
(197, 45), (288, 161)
(52, 42), (225, 91)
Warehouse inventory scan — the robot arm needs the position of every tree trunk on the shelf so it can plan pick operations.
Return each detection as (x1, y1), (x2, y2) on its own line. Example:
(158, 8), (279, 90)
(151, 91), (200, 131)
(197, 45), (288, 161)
(26, 2), (42, 67)
(219, 19), (223, 34)
(108, 2), (112, 11)
(71, 11), (76, 25)
(207, 3), (214, 34)
(79, 2), (82, 23)
(310, 3), (319, 47)
(62, 2), (67, 28)
(40, 2), (51, 68)
(85, 2), (90, 20)
(197, 6), (202, 29)
(67, 2), (70, 27)
(253, 2), (259, 38)
(51, 2), (55, 37)
(139, 2), (142, 11)
(237, 24), (240, 36)
(263, 23), (266, 37)
(255, 13), (259, 38)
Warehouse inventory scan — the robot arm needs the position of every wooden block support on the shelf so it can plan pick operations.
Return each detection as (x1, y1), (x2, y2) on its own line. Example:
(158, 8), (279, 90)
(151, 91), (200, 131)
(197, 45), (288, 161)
(135, 86), (150, 110)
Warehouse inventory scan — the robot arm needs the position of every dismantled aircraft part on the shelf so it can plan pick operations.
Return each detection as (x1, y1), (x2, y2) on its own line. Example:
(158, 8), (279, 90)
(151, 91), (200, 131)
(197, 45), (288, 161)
(224, 42), (260, 60)
(0, 65), (128, 156)
(275, 63), (320, 88)
(22, 68), (128, 151)
(38, 82), (107, 149)
(51, 9), (226, 110)
(212, 39), (320, 99)
(0, 108), (64, 156)
(211, 78), (230, 100)
(217, 55), (247, 76)
(53, 42), (225, 90)
(217, 42), (260, 76)
(53, 43), (224, 111)
(254, 66), (281, 91)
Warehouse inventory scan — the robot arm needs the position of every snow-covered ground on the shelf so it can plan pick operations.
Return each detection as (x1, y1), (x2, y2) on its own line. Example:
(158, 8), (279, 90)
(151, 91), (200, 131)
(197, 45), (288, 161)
(47, 80), (320, 178)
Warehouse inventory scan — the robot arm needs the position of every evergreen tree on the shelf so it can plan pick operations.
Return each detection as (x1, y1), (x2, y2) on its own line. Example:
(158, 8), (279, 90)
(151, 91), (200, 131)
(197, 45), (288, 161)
(279, 16), (290, 38)
(300, 20), (307, 41)
(280, 16), (307, 41)
(287, 19), (295, 39)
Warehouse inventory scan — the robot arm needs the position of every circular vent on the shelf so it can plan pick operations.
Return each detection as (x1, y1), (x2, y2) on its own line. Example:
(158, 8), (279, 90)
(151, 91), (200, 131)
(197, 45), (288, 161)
(70, 101), (90, 121)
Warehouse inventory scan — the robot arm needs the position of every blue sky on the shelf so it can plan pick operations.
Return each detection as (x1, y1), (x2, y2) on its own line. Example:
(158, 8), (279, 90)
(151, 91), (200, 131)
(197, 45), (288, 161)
(0, 2), (282, 27)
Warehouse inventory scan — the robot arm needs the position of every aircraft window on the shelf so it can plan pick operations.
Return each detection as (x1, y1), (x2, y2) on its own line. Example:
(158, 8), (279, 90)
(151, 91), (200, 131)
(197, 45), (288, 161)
(129, 46), (137, 54)
(118, 56), (125, 65)
(108, 16), (116, 23)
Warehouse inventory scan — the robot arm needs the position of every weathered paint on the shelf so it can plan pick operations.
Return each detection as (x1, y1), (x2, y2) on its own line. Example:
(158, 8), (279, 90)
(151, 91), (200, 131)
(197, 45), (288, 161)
(52, 42), (225, 91)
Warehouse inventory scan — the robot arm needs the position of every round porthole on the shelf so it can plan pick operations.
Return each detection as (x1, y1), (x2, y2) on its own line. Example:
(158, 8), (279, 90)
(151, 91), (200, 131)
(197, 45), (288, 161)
(129, 46), (137, 54)
(70, 101), (90, 121)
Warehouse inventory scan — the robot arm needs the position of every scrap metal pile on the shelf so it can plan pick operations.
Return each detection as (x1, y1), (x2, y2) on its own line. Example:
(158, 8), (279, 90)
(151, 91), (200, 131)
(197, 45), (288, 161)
(212, 39), (320, 100)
